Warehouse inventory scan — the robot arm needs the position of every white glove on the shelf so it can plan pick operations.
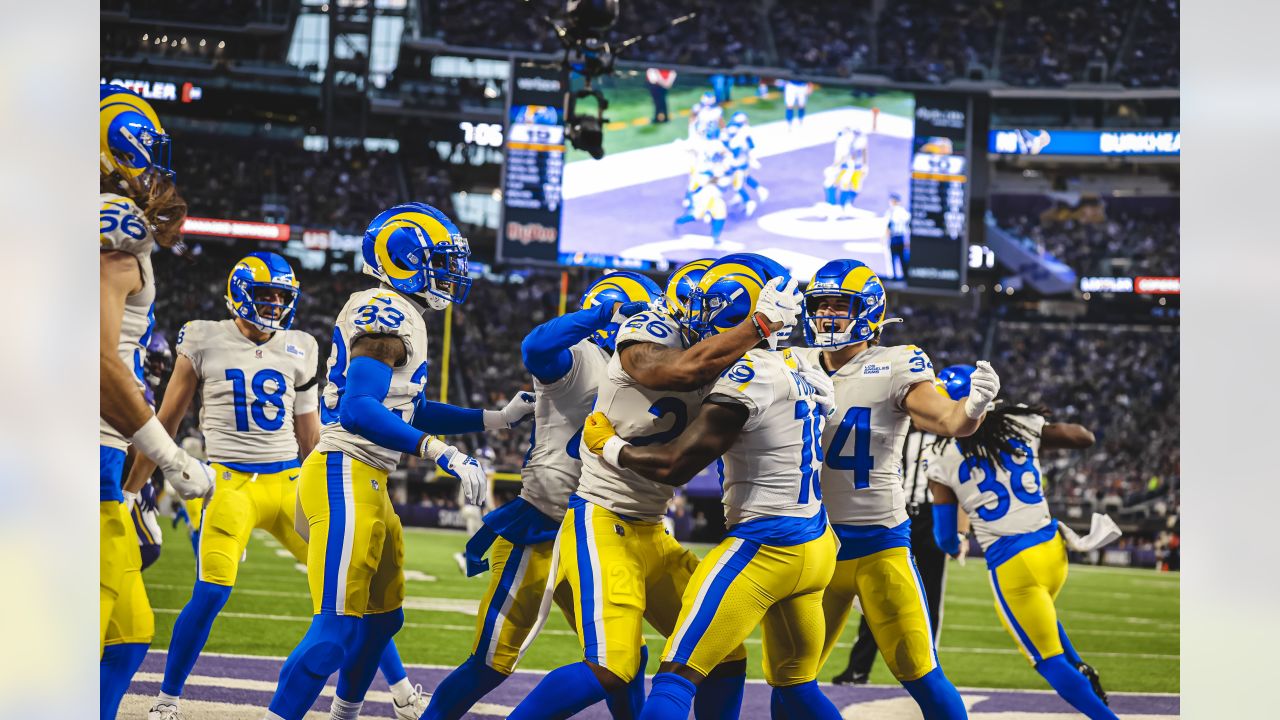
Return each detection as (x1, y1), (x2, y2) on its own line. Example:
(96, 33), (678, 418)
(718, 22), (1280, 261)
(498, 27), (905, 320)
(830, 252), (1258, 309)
(484, 391), (536, 430)
(795, 354), (838, 418)
(963, 360), (1001, 419)
(130, 417), (215, 501)
(436, 444), (487, 506)
(754, 276), (802, 328)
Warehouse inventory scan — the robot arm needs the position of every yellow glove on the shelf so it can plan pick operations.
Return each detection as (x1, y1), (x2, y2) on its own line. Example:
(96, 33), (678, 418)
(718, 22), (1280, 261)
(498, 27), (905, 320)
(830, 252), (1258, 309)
(582, 411), (619, 456)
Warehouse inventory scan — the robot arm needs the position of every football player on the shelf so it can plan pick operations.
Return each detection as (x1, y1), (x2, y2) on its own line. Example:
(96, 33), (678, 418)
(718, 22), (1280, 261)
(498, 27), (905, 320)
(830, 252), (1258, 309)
(424, 271), (661, 720)
(790, 259), (1001, 719)
(687, 91), (722, 141)
(724, 112), (768, 215)
(263, 203), (533, 720)
(99, 84), (214, 719)
(783, 79), (812, 130)
(928, 366), (1117, 720)
(504, 257), (803, 720)
(581, 254), (849, 720)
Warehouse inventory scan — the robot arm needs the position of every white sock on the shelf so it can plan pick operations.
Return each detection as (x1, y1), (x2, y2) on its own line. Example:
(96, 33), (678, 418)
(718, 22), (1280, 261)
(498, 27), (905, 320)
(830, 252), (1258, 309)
(390, 677), (415, 705)
(329, 696), (364, 720)
(155, 691), (180, 707)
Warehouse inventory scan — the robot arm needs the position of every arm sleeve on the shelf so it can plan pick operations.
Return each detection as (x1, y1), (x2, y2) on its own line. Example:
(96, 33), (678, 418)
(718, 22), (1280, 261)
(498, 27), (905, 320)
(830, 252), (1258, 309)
(410, 398), (485, 435)
(932, 503), (960, 556)
(338, 355), (427, 455)
(521, 303), (613, 384)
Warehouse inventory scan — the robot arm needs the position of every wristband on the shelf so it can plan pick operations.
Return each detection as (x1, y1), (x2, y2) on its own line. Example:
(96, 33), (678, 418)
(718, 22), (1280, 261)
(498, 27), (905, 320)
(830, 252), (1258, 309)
(482, 409), (502, 430)
(963, 395), (988, 420)
(420, 436), (450, 461)
(602, 436), (629, 468)
(751, 312), (773, 340)
(130, 416), (182, 471)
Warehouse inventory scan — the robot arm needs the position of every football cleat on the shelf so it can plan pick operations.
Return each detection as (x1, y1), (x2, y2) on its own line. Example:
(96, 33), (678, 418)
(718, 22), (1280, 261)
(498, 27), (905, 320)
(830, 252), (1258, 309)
(392, 683), (429, 719)
(757, 185), (770, 203)
(831, 670), (869, 686)
(148, 702), (184, 720)
(1076, 662), (1109, 706)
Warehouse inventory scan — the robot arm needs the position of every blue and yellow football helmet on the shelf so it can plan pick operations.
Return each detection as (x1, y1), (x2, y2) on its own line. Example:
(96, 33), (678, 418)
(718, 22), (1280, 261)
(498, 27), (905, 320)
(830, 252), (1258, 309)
(580, 271), (662, 352)
(226, 252), (301, 332)
(728, 111), (749, 127)
(662, 258), (715, 319)
(685, 253), (793, 344)
(936, 364), (976, 400)
(802, 259), (890, 348)
(362, 202), (472, 310)
(100, 83), (173, 179)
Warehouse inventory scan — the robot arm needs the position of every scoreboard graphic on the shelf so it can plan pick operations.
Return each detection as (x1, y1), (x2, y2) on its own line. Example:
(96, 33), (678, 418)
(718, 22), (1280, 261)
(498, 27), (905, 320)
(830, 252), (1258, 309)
(906, 94), (972, 290)
(498, 62), (567, 264)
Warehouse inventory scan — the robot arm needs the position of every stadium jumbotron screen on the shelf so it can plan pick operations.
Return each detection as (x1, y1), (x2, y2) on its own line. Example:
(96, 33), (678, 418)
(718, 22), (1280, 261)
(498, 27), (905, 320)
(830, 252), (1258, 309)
(556, 73), (947, 285)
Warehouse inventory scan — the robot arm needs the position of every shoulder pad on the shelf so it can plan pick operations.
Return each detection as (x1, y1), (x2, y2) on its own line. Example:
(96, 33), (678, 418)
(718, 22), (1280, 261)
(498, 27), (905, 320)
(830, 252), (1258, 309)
(99, 194), (154, 257)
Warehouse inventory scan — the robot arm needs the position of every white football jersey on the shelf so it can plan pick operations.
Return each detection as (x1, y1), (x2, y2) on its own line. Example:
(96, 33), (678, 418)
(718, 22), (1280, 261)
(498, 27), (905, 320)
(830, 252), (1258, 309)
(520, 338), (609, 522)
(100, 193), (157, 451)
(927, 413), (1053, 550)
(317, 287), (431, 472)
(576, 311), (706, 521)
(710, 348), (826, 527)
(176, 319), (319, 466)
(833, 130), (854, 164)
(793, 344), (936, 527)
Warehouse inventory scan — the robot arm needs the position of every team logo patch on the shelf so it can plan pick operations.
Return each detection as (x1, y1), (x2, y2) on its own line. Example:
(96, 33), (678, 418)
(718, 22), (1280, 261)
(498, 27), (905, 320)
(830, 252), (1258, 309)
(255, 349), (263, 359)
(614, 523), (625, 537)
(286, 343), (305, 358)
(222, 471), (232, 480)
(862, 362), (892, 376)
(371, 478), (380, 491)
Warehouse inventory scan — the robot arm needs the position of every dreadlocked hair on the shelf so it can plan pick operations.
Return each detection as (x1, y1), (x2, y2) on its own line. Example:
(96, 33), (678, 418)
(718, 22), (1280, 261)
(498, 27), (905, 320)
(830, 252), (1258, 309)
(930, 402), (1052, 466)
(100, 168), (188, 249)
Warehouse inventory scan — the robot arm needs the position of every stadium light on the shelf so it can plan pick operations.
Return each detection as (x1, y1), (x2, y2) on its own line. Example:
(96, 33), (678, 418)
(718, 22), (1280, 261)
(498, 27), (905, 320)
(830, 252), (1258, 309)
(199, 39), (206, 47)
(181, 37), (187, 45)
(142, 33), (148, 41)
(994, 283), (1002, 292)
(161, 35), (167, 42)
(1082, 292), (1092, 300)
(218, 40), (226, 49)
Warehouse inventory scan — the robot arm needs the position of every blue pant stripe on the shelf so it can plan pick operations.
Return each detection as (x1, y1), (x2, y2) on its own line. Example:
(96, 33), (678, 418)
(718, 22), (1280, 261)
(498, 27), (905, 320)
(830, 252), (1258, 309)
(990, 570), (1041, 663)
(672, 541), (759, 664)
(573, 505), (599, 664)
(322, 453), (345, 615)
(908, 554), (941, 668)
(475, 543), (527, 660)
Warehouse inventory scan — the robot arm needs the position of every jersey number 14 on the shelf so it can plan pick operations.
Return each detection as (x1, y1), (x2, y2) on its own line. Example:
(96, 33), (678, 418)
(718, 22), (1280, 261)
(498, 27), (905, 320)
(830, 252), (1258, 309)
(826, 407), (875, 489)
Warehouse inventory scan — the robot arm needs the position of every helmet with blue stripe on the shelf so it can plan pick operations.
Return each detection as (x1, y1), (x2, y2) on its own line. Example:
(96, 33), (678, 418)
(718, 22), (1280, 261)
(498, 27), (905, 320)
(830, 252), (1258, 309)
(802, 259), (889, 348)
(362, 202), (472, 310)
(700, 91), (716, 107)
(662, 258), (715, 319)
(728, 111), (749, 127)
(685, 253), (794, 345)
(100, 84), (173, 179)
(226, 252), (301, 332)
(580, 271), (663, 351)
(936, 364), (977, 400)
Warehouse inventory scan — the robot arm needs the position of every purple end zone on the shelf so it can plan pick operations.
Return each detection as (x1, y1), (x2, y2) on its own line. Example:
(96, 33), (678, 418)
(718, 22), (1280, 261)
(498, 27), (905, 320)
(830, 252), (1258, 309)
(130, 651), (1179, 717)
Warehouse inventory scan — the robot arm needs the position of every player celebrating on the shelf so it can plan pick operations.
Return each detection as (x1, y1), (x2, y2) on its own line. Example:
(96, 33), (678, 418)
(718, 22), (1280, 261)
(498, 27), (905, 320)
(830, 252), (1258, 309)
(263, 203), (532, 720)
(100, 84), (214, 719)
(504, 257), (803, 720)
(687, 91), (722, 141)
(582, 255), (849, 720)
(725, 112), (768, 215)
(424, 271), (661, 720)
(928, 366), (1117, 720)
(790, 259), (1002, 720)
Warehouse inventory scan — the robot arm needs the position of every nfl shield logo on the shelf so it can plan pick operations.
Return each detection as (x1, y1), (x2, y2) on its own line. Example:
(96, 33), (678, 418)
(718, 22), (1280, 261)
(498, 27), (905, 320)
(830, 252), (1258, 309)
(371, 478), (380, 491)
(255, 349), (263, 358)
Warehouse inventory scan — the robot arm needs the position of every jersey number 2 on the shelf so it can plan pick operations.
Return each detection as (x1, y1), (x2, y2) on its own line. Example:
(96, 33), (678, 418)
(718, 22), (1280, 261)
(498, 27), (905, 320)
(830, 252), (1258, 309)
(226, 368), (287, 432)
(826, 406), (874, 488)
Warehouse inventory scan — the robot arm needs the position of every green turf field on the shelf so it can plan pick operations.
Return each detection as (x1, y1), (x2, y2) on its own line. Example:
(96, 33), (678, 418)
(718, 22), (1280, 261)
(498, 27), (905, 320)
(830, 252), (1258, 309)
(565, 85), (916, 162)
(147, 523), (1179, 693)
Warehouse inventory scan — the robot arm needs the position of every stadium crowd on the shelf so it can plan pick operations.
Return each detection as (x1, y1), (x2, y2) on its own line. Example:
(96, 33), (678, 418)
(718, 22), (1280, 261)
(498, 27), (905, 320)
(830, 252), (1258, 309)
(147, 245), (1179, 527)
(992, 195), (1180, 278)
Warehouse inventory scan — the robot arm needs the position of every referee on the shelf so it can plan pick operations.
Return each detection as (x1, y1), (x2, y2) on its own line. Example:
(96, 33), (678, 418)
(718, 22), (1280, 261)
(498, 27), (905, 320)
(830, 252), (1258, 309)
(832, 423), (969, 684)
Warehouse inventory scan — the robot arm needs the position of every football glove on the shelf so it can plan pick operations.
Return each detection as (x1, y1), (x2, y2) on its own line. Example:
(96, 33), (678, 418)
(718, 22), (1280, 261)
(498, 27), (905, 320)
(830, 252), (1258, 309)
(754, 276), (802, 328)
(131, 417), (215, 501)
(963, 360), (1001, 419)
(582, 411), (618, 457)
(795, 354), (838, 418)
(436, 445), (487, 506)
(125, 484), (163, 571)
(485, 391), (536, 430)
